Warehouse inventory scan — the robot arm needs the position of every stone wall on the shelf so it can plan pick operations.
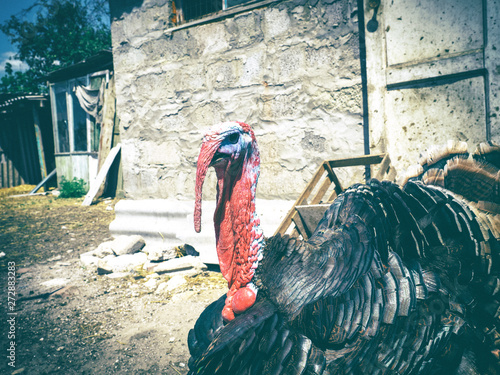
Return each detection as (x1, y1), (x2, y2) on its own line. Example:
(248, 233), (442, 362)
(109, 0), (363, 200)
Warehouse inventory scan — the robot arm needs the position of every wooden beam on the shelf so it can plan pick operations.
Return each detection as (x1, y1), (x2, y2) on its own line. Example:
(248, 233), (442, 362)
(310, 177), (332, 204)
(82, 144), (121, 206)
(323, 162), (343, 195)
(291, 213), (309, 240)
(30, 169), (57, 195)
(374, 154), (391, 181)
(327, 154), (385, 168)
(274, 163), (326, 236)
(275, 153), (393, 237)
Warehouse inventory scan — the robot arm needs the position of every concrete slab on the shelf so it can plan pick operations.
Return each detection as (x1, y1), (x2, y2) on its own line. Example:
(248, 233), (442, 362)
(109, 199), (294, 264)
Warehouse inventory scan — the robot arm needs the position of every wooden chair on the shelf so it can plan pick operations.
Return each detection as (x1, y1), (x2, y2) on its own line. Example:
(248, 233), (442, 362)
(274, 154), (396, 240)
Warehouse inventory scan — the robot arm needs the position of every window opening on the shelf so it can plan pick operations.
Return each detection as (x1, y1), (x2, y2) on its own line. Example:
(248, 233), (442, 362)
(71, 88), (88, 152)
(55, 91), (70, 153)
(174, 0), (264, 24)
(51, 72), (108, 154)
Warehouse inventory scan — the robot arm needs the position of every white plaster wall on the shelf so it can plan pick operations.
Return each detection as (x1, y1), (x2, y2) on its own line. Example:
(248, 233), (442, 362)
(109, 0), (364, 200)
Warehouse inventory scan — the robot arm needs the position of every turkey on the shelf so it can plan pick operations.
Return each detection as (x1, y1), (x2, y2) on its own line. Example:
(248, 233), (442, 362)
(188, 121), (500, 374)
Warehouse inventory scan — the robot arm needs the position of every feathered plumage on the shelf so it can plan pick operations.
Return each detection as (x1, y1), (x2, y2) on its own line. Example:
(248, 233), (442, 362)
(189, 123), (500, 374)
(400, 140), (500, 207)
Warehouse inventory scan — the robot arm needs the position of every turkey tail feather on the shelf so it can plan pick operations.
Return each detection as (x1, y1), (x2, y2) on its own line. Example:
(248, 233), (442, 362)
(401, 141), (500, 206)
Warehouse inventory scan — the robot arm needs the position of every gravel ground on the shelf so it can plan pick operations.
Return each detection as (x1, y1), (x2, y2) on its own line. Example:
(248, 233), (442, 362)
(0, 187), (226, 375)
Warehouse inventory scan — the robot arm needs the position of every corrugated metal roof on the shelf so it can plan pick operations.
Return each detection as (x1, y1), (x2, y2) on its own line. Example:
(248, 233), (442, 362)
(0, 94), (48, 111)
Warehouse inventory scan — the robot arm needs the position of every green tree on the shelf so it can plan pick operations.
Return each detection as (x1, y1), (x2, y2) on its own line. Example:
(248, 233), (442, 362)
(0, 62), (40, 93)
(0, 0), (111, 93)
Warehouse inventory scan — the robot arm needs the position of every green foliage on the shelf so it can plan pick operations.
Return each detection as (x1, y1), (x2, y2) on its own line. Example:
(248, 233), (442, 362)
(1, 62), (41, 93)
(0, 0), (111, 94)
(58, 176), (88, 198)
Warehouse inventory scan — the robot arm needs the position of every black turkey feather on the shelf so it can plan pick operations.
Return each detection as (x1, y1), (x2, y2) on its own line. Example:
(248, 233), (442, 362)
(189, 122), (500, 374)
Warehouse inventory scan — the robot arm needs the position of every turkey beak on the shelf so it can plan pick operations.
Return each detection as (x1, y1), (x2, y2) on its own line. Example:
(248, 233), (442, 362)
(194, 138), (223, 233)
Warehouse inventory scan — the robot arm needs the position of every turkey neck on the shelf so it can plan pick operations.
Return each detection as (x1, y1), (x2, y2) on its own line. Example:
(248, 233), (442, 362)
(214, 143), (264, 290)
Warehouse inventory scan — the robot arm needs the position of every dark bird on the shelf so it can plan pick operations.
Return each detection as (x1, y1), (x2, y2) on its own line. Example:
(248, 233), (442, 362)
(188, 121), (500, 374)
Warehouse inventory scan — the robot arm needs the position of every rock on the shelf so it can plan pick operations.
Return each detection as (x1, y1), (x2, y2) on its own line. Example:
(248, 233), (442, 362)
(171, 290), (197, 302)
(97, 259), (113, 275)
(106, 272), (130, 279)
(110, 235), (145, 256)
(17, 267), (32, 275)
(91, 242), (115, 257)
(144, 244), (177, 262)
(146, 255), (207, 275)
(143, 278), (158, 289)
(40, 278), (70, 288)
(47, 255), (62, 262)
(155, 275), (187, 294)
(80, 254), (100, 268)
(184, 244), (200, 256)
(80, 242), (115, 268)
(0, 251), (5, 258)
(83, 236), (146, 263)
(105, 252), (148, 273)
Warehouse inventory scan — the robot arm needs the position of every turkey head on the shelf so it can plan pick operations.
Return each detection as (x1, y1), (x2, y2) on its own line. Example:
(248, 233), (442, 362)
(194, 121), (264, 321)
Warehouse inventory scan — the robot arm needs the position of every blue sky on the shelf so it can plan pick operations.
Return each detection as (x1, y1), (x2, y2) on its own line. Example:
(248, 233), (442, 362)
(0, 1), (37, 76)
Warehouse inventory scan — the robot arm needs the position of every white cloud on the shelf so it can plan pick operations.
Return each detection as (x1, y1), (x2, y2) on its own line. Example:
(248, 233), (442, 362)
(0, 51), (29, 74)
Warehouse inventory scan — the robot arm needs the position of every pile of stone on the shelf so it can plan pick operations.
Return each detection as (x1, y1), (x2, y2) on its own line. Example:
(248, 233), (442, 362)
(80, 235), (207, 278)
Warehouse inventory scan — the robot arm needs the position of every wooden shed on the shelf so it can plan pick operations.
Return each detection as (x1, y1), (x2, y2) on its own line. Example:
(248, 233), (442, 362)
(47, 50), (117, 190)
(0, 93), (54, 188)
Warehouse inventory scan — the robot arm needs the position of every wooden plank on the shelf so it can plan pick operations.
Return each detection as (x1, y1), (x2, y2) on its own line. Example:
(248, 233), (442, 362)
(374, 154), (391, 180)
(13, 166), (20, 186)
(324, 162), (343, 195)
(275, 153), (394, 236)
(8, 159), (14, 188)
(82, 144), (121, 206)
(291, 213), (310, 240)
(30, 169), (57, 195)
(310, 177), (332, 205)
(327, 154), (385, 168)
(387, 166), (397, 181)
(274, 163), (325, 236)
(1, 159), (6, 188)
(97, 77), (115, 171)
(95, 76), (117, 200)
(326, 189), (338, 203)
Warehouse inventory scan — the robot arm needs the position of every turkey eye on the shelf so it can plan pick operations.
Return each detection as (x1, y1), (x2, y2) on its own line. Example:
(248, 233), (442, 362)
(228, 133), (240, 144)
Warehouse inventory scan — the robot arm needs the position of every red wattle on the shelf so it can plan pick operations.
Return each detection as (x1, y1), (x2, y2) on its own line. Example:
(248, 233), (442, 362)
(231, 286), (257, 314)
(222, 305), (235, 321)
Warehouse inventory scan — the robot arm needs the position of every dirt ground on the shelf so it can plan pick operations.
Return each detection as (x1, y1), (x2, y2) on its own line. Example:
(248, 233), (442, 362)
(0, 186), (227, 375)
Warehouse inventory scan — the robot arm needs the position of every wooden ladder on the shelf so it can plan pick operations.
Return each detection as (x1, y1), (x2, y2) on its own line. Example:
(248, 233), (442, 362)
(274, 153), (396, 240)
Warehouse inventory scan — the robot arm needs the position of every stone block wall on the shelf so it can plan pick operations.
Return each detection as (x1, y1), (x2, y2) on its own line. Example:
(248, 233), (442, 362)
(109, 0), (364, 200)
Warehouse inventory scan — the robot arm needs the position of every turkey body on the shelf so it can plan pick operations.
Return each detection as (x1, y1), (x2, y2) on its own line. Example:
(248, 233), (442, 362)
(188, 123), (500, 375)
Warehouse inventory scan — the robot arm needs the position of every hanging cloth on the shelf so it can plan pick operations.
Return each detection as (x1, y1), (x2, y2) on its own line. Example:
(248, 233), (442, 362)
(74, 79), (106, 120)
